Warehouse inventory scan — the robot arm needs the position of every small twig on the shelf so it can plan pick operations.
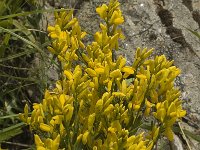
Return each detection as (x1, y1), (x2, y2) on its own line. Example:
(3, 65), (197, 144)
(178, 122), (192, 150)
(1, 141), (31, 148)
(0, 64), (30, 70)
(28, 29), (47, 34)
(169, 140), (174, 150)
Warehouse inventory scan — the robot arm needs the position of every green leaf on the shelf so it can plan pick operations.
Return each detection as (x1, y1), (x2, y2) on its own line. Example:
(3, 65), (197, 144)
(0, 33), (11, 57)
(3, 33), (11, 45)
(0, 1), (6, 15)
(0, 114), (20, 120)
(0, 50), (33, 62)
(173, 126), (200, 142)
(0, 122), (25, 142)
(185, 28), (200, 40)
(12, 20), (36, 43)
(0, 26), (59, 67)
(140, 123), (152, 130)
(0, 113), (31, 120)
(0, 26), (44, 54)
(0, 73), (37, 82)
(183, 129), (200, 142)
(0, 19), (13, 28)
(0, 8), (71, 20)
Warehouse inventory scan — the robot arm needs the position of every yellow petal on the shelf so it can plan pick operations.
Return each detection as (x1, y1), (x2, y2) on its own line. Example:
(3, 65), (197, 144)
(109, 33), (119, 49)
(103, 104), (114, 114)
(34, 134), (44, 147)
(77, 134), (83, 142)
(164, 127), (174, 141)
(59, 94), (66, 107)
(52, 134), (60, 150)
(136, 74), (147, 79)
(110, 11), (118, 24)
(64, 70), (73, 80)
(153, 126), (160, 141)
(94, 32), (102, 44)
(54, 25), (61, 35)
(81, 31), (87, 39)
(86, 68), (97, 77)
(178, 110), (186, 117)
(37, 146), (46, 150)
(47, 26), (55, 32)
(134, 104), (140, 111)
(82, 53), (90, 63)
(144, 108), (150, 116)
(49, 33), (58, 39)
(65, 18), (77, 29)
(110, 69), (122, 79)
(157, 108), (166, 122)
(24, 104), (29, 119)
(88, 113), (96, 131)
(167, 102), (176, 116)
(112, 92), (126, 97)
(93, 77), (99, 90)
(96, 4), (108, 19)
(95, 99), (103, 112)
(121, 66), (134, 74)
(113, 17), (124, 25)
(65, 105), (74, 121)
(121, 80), (127, 95)
(52, 115), (63, 124)
(39, 123), (51, 132)
(95, 68), (104, 74)
(82, 131), (89, 145)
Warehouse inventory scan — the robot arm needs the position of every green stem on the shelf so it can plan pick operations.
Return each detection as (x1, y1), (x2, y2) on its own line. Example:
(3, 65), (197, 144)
(178, 122), (192, 150)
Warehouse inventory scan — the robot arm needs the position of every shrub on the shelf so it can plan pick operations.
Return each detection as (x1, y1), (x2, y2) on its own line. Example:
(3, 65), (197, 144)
(19, 0), (186, 149)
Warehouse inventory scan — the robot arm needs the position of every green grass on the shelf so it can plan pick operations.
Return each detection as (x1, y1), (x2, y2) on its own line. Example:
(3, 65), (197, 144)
(0, 0), (64, 149)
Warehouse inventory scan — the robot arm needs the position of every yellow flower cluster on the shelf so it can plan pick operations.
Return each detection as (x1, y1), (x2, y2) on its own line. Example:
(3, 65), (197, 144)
(19, 0), (186, 149)
(47, 10), (86, 65)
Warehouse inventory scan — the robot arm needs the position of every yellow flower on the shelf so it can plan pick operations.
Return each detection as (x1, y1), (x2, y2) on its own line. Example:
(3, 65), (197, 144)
(110, 69), (122, 79)
(136, 74), (147, 79)
(82, 130), (90, 145)
(96, 4), (108, 19)
(86, 68), (97, 77)
(144, 100), (154, 116)
(52, 134), (60, 150)
(64, 70), (73, 80)
(121, 66), (134, 78)
(95, 99), (104, 112)
(147, 126), (160, 142)
(39, 123), (52, 132)
(110, 10), (124, 25)
(48, 25), (61, 39)
(88, 113), (96, 132)
(154, 108), (166, 122)
(133, 104), (140, 111)
(95, 67), (105, 75)
(34, 134), (44, 147)
(64, 104), (74, 121)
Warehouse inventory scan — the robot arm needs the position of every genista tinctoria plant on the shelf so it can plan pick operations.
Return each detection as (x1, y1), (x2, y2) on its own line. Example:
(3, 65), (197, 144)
(19, 0), (186, 149)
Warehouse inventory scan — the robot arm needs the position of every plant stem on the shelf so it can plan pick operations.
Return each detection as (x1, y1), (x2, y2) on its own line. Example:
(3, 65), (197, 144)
(178, 122), (192, 150)
(1, 141), (31, 148)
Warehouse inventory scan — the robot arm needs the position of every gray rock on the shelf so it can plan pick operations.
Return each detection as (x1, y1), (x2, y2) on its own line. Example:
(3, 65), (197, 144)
(173, 134), (184, 150)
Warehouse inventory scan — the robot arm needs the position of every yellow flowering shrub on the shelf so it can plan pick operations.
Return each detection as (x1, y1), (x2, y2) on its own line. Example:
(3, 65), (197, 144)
(19, 0), (186, 149)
